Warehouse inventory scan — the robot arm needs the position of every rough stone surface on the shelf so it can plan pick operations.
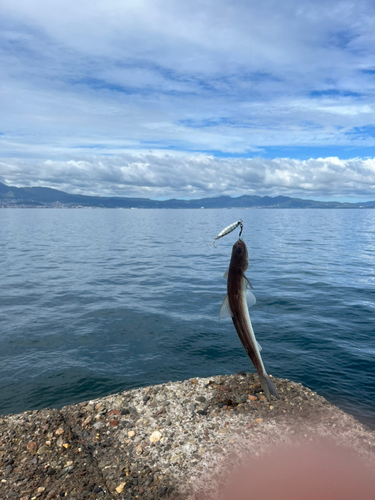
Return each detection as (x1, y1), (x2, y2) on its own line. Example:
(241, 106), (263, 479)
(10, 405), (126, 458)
(0, 373), (374, 499)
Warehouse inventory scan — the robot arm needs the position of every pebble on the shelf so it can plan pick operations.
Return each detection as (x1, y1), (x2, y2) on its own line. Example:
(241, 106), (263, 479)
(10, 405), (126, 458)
(59, 466), (74, 476)
(37, 445), (49, 455)
(5, 465), (13, 476)
(223, 386), (233, 393)
(37, 488), (45, 494)
(196, 410), (208, 416)
(27, 441), (37, 451)
(110, 420), (119, 427)
(55, 428), (64, 436)
(159, 486), (168, 497)
(248, 395), (258, 401)
(150, 431), (162, 443)
(115, 483), (126, 493)
(128, 430), (136, 438)
(82, 416), (92, 426)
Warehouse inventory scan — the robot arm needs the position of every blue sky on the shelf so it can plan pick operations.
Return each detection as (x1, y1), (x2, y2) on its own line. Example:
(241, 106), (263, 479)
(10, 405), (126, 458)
(0, 0), (375, 200)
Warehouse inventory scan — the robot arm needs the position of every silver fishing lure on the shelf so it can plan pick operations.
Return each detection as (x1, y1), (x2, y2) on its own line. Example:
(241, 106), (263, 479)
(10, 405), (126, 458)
(212, 219), (243, 246)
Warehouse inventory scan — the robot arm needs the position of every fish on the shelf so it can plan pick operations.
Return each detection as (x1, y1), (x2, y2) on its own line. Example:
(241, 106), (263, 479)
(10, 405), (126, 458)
(219, 238), (279, 401)
(212, 220), (243, 246)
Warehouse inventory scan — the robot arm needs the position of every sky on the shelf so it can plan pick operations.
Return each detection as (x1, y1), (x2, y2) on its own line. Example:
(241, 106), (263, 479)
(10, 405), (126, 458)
(1, 0), (375, 200)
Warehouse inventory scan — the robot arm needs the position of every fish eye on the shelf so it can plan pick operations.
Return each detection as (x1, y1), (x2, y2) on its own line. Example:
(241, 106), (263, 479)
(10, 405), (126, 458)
(237, 247), (243, 254)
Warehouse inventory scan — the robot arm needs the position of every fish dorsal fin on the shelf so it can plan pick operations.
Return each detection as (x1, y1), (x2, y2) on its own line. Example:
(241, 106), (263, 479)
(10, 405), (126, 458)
(223, 269), (229, 280)
(246, 289), (257, 308)
(219, 294), (233, 320)
(244, 275), (254, 290)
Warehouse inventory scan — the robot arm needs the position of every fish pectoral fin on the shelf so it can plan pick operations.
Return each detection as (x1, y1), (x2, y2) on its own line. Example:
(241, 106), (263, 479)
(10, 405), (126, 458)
(219, 294), (233, 320)
(244, 275), (254, 289)
(223, 269), (229, 280)
(246, 289), (257, 308)
(256, 340), (262, 352)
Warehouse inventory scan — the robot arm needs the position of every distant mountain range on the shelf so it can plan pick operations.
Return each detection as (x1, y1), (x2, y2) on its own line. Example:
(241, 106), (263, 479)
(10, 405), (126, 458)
(0, 181), (374, 209)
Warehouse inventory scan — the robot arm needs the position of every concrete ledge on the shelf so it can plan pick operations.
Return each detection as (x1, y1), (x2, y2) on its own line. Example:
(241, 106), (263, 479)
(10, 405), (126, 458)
(1, 373), (374, 499)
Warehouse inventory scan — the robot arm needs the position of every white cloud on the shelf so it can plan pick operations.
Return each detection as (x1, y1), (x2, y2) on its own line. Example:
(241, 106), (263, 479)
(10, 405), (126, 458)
(1, 154), (375, 200)
(1, 0), (375, 197)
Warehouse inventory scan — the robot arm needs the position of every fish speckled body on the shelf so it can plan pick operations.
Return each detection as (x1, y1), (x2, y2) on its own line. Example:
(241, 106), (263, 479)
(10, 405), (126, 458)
(220, 239), (279, 401)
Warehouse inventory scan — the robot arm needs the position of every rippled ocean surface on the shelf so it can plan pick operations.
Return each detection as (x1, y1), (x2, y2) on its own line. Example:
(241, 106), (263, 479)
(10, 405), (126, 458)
(0, 209), (374, 427)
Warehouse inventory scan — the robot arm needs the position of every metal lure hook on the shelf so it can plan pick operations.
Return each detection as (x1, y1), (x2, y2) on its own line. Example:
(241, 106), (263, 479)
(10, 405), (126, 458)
(238, 222), (243, 239)
(212, 220), (244, 246)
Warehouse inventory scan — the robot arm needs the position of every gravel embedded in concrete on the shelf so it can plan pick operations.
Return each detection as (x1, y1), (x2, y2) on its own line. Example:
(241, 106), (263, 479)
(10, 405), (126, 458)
(1, 373), (374, 499)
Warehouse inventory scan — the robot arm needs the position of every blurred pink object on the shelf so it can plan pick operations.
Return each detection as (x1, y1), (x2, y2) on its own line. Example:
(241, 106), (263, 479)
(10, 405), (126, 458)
(201, 440), (375, 500)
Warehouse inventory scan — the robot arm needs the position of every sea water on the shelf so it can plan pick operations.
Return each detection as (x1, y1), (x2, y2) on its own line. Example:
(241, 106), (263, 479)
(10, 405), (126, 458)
(0, 208), (374, 427)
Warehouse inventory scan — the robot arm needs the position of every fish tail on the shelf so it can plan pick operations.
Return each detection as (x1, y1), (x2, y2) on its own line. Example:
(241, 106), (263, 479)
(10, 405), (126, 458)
(259, 372), (279, 401)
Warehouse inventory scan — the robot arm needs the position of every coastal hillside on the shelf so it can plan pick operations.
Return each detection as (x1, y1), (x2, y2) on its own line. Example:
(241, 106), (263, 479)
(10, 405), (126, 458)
(0, 182), (374, 209)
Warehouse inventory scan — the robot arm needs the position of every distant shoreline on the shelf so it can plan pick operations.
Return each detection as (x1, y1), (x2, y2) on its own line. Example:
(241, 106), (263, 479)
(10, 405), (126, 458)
(1, 181), (374, 209)
(1, 205), (374, 210)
